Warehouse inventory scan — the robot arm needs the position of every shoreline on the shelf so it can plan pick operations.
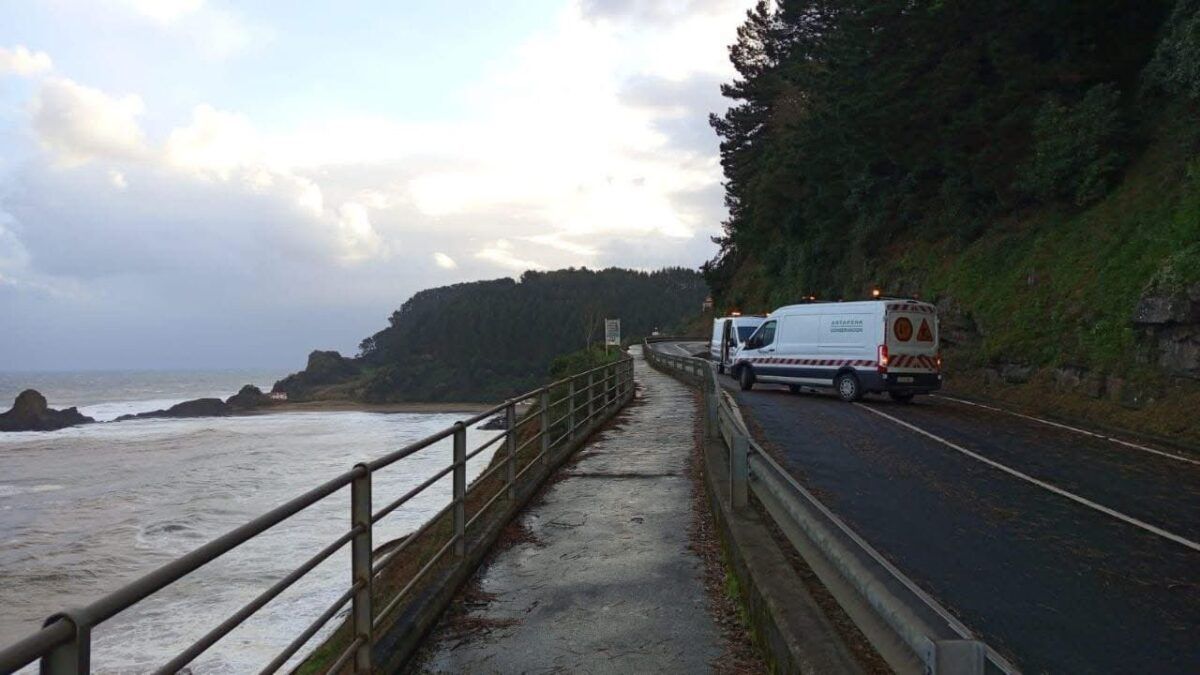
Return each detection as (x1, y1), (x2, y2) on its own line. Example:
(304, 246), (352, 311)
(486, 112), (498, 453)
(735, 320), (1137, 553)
(245, 400), (505, 415)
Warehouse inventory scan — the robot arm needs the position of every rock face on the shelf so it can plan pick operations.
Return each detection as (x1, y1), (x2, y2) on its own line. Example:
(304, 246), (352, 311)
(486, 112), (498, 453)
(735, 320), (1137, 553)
(1132, 282), (1200, 379)
(226, 384), (273, 410)
(0, 390), (95, 432)
(116, 398), (231, 422)
(272, 350), (362, 401)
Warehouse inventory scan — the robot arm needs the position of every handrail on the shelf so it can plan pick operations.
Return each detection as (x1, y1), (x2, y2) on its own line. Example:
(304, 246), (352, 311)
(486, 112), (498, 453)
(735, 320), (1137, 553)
(642, 339), (1018, 675)
(0, 353), (635, 675)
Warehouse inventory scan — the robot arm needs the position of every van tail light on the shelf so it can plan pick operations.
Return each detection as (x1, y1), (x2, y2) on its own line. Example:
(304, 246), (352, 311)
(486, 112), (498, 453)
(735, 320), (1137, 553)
(877, 344), (889, 373)
(935, 351), (942, 371)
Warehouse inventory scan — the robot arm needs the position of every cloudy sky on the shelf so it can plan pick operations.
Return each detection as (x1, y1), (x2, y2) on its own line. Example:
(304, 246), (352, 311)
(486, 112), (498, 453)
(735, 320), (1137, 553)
(0, 0), (750, 371)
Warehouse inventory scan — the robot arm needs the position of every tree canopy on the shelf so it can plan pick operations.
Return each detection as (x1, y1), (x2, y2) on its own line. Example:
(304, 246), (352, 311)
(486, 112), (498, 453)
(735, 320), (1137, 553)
(707, 0), (1186, 306)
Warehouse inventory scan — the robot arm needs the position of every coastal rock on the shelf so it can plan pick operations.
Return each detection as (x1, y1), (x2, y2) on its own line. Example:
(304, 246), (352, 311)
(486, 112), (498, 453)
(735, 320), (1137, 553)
(226, 384), (273, 410)
(272, 350), (362, 401)
(477, 414), (508, 430)
(0, 390), (95, 432)
(116, 398), (231, 422)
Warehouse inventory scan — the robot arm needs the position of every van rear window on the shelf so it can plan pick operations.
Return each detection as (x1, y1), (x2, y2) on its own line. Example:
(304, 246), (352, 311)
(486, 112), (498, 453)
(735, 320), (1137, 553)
(736, 326), (757, 341)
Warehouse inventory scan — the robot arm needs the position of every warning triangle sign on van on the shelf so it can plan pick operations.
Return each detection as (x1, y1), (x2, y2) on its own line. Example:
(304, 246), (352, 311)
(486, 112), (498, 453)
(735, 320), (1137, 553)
(917, 318), (933, 342)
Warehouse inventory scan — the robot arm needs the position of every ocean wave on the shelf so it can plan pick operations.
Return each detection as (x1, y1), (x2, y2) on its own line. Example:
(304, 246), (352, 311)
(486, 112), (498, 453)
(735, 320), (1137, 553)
(0, 484), (63, 499)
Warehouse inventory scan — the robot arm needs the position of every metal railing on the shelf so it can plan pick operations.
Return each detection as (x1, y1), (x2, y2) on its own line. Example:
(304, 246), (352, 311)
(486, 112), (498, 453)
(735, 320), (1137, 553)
(643, 340), (1019, 675)
(0, 356), (636, 674)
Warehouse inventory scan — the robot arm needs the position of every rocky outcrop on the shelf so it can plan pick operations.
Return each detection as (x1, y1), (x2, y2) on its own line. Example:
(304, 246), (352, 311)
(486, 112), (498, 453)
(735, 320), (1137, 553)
(116, 398), (231, 422)
(1132, 281), (1200, 379)
(225, 384), (273, 410)
(272, 350), (362, 401)
(0, 390), (95, 432)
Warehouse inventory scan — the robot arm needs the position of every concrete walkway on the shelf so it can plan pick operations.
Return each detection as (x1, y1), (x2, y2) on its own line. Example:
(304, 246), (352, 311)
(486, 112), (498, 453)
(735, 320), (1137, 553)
(418, 348), (723, 673)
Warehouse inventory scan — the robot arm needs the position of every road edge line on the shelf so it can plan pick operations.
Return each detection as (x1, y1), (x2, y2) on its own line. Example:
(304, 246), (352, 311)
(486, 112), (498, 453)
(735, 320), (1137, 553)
(856, 403), (1200, 553)
(932, 394), (1199, 466)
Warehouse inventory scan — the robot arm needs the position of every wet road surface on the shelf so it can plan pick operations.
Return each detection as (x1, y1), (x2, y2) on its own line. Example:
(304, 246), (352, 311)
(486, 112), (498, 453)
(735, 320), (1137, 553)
(730, 379), (1199, 673)
(417, 349), (725, 673)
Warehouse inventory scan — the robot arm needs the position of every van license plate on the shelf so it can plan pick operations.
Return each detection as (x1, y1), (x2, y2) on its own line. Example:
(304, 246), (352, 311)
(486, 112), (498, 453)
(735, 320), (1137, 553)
(897, 376), (914, 383)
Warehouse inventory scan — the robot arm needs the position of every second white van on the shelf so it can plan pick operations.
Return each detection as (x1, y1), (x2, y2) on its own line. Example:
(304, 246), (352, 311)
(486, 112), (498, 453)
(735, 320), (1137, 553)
(731, 299), (941, 402)
(710, 315), (766, 373)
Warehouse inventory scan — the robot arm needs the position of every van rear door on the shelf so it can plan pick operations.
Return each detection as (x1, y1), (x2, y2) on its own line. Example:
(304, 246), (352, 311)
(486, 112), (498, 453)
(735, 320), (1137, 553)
(885, 302), (939, 372)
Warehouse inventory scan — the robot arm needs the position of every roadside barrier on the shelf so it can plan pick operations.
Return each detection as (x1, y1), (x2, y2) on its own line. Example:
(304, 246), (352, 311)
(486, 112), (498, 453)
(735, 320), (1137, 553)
(0, 357), (635, 675)
(643, 339), (1018, 675)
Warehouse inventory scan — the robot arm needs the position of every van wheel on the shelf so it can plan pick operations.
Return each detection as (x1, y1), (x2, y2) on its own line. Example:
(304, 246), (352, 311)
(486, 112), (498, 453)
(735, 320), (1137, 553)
(835, 373), (862, 402)
(788, 384), (802, 394)
(889, 391), (914, 404)
(739, 366), (756, 391)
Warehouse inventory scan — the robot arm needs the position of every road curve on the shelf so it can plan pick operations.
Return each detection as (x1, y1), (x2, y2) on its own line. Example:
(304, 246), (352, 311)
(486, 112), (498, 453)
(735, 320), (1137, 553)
(654, 342), (1200, 673)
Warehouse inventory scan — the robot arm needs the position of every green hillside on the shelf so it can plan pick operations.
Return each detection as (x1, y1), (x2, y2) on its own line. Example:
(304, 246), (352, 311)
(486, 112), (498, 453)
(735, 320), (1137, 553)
(274, 267), (706, 402)
(706, 0), (1200, 443)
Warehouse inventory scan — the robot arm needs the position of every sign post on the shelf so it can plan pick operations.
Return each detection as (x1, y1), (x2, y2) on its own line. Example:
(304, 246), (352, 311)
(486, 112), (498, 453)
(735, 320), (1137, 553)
(604, 319), (620, 354)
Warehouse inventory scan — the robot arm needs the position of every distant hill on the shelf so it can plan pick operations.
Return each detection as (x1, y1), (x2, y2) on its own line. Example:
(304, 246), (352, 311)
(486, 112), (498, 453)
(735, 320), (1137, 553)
(274, 267), (707, 402)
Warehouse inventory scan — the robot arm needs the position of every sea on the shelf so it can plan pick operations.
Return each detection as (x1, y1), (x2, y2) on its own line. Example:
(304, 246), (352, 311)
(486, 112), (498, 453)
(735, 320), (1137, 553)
(0, 370), (502, 673)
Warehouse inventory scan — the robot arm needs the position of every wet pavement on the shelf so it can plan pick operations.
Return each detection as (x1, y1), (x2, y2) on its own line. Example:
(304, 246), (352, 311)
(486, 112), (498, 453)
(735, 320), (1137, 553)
(418, 348), (723, 673)
(730, 379), (1200, 674)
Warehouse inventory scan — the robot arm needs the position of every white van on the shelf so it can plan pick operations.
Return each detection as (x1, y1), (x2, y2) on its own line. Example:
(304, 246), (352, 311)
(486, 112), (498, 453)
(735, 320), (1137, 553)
(732, 300), (941, 402)
(710, 315), (766, 373)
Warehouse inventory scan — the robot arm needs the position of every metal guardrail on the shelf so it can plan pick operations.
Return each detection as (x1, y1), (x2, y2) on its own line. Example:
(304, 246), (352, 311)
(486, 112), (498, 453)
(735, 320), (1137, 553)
(0, 356), (635, 674)
(643, 340), (1019, 675)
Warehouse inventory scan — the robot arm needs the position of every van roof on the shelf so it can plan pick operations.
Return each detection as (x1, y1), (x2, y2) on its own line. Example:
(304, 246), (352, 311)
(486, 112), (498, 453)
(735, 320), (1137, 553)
(769, 299), (934, 315)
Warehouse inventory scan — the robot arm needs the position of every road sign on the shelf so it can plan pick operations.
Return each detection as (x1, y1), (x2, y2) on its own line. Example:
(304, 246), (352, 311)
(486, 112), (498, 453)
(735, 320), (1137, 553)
(604, 319), (621, 346)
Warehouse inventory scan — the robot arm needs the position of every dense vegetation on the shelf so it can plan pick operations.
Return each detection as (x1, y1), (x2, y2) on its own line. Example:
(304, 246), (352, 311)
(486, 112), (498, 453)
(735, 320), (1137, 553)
(707, 1), (1198, 366)
(705, 1), (1200, 440)
(275, 267), (705, 402)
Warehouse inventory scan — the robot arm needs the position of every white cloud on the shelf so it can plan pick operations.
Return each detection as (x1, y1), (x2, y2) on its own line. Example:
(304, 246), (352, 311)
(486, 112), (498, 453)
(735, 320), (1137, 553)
(31, 78), (148, 166)
(524, 233), (598, 256)
(114, 0), (260, 60)
(117, 0), (204, 24)
(0, 1), (752, 368)
(108, 169), (128, 190)
(476, 239), (546, 271)
(0, 45), (53, 76)
(165, 104), (261, 178)
(335, 202), (386, 262)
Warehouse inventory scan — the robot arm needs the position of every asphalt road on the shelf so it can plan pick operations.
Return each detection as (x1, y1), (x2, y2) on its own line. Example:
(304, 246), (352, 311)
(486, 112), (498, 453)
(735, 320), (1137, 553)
(657, 342), (1200, 673)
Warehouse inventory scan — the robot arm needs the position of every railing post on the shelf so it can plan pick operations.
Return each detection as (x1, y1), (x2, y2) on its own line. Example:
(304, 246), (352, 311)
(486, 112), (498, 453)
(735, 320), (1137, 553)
(453, 422), (466, 555)
(606, 365), (614, 408)
(587, 372), (595, 423)
(350, 464), (372, 672)
(539, 389), (550, 465)
(40, 613), (89, 675)
(730, 432), (749, 511)
(505, 401), (516, 500)
(568, 377), (576, 439)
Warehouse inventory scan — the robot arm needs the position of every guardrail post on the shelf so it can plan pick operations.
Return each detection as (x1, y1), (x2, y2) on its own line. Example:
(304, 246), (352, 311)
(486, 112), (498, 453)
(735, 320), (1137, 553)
(539, 389), (550, 465)
(505, 401), (516, 500)
(350, 464), (372, 672)
(568, 377), (576, 439)
(730, 432), (749, 511)
(453, 422), (466, 555)
(41, 614), (89, 674)
(703, 377), (719, 441)
(934, 639), (986, 675)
